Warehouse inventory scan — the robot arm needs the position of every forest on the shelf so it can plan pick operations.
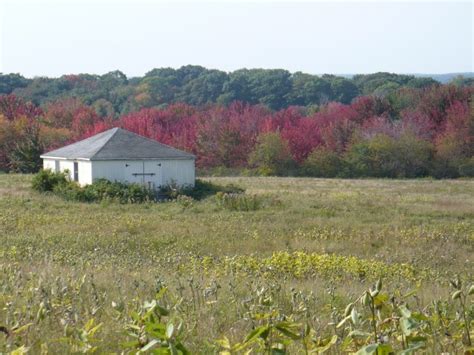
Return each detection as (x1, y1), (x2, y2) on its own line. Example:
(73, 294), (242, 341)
(0, 67), (473, 178)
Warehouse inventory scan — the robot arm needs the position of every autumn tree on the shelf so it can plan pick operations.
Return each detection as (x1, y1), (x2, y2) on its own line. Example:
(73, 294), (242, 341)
(249, 132), (295, 176)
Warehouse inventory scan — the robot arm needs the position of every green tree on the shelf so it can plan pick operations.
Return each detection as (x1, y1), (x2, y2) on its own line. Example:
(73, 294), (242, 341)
(327, 77), (360, 104)
(0, 73), (30, 95)
(8, 126), (43, 173)
(247, 69), (292, 110)
(288, 72), (332, 106)
(301, 147), (345, 177)
(345, 133), (433, 178)
(249, 132), (295, 175)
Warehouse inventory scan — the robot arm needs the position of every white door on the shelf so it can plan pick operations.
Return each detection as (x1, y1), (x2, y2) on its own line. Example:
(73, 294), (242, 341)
(144, 161), (162, 189)
(125, 161), (144, 184)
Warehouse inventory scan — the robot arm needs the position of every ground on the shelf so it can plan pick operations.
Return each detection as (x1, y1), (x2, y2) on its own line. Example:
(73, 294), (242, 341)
(0, 174), (473, 353)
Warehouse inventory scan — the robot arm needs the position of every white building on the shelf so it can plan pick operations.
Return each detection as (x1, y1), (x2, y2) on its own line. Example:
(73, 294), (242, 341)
(40, 127), (195, 188)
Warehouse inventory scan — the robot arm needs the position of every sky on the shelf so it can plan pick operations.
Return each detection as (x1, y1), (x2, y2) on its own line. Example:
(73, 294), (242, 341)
(0, 0), (472, 77)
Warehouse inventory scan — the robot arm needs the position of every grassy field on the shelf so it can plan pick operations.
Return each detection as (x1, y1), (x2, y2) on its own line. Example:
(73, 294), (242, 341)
(0, 174), (473, 353)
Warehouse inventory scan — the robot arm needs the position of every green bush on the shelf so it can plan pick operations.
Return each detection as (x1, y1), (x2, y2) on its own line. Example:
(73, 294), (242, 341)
(249, 132), (296, 176)
(344, 133), (433, 178)
(31, 169), (68, 192)
(458, 157), (474, 177)
(301, 147), (345, 177)
(53, 180), (90, 202)
(32, 171), (155, 203)
(215, 192), (262, 211)
(161, 179), (244, 201)
(82, 179), (155, 203)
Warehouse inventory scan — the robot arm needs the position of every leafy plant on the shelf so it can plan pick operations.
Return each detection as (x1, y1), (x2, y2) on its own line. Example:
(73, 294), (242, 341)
(161, 179), (244, 201)
(123, 288), (189, 354)
(31, 168), (68, 192)
(215, 192), (262, 211)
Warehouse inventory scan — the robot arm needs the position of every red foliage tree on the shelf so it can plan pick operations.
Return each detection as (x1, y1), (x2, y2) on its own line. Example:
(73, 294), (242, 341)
(315, 103), (360, 153)
(119, 103), (199, 153)
(0, 95), (43, 121)
(196, 102), (268, 167)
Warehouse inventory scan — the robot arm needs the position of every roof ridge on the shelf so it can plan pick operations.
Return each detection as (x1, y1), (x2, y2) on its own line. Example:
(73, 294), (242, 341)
(89, 127), (120, 159)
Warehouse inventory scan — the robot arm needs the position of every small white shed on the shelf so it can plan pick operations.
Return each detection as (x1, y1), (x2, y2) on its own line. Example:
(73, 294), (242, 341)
(40, 127), (195, 188)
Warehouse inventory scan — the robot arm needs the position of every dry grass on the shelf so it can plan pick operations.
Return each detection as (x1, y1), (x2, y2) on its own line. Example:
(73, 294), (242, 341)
(0, 174), (473, 352)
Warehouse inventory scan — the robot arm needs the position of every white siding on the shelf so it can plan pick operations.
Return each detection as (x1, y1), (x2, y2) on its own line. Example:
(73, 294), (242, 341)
(78, 161), (92, 185)
(160, 159), (195, 187)
(43, 159), (57, 171)
(59, 160), (75, 180)
(42, 158), (195, 188)
(91, 159), (195, 188)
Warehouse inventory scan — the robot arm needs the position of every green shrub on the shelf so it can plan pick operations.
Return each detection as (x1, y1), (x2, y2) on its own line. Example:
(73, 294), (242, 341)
(301, 147), (345, 177)
(215, 192), (262, 211)
(458, 157), (474, 177)
(53, 180), (89, 202)
(82, 179), (155, 203)
(344, 133), (433, 178)
(161, 179), (244, 201)
(31, 169), (68, 192)
(176, 195), (194, 209)
(32, 171), (155, 203)
(249, 132), (295, 176)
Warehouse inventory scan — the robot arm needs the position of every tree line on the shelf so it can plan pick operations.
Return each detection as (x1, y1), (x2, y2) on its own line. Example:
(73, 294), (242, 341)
(4, 67), (472, 115)
(0, 77), (472, 178)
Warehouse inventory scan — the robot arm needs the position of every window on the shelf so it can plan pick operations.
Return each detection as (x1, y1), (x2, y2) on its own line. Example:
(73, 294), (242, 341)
(73, 162), (79, 182)
(54, 160), (60, 172)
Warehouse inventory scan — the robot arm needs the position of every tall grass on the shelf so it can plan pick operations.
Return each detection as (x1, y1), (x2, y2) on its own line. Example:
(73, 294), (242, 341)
(0, 174), (472, 352)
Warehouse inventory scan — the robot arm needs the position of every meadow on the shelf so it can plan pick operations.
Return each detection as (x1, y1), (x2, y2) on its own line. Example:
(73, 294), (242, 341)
(0, 174), (473, 353)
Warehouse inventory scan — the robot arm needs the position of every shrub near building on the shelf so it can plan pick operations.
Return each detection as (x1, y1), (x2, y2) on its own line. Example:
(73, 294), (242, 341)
(32, 169), (155, 203)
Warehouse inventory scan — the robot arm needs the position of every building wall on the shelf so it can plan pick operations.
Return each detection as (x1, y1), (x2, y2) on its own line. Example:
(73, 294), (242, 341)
(91, 159), (195, 188)
(43, 158), (195, 188)
(43, 159), (91, 186)
(59, 160), (75, 181)
(160, 159), (195, 187)
(78, 161), (92, 185)
(42, 159), (74, 178)
(43, 159), (57, 171)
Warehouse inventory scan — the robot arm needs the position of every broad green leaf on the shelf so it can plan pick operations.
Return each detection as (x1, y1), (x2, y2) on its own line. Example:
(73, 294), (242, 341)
(348, 330), (372, 339)
(12, 323), (33, 334)
(398, 305), (411, 318)
(400, 317), (419, 336)
(351, 307), (360, 326)
(336, 315), (351, 329)
(451, 290), (462, 300)
(315, 335), (338, 353)
(166, 323), (175, 339)
(373, 293), (388, 307)
(356, 343), (393, 355)
(244, 325), (270, 343)
(275, 324), (301, 340)
(355, 343), (379, 354)
(140, 338), (160, 352)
